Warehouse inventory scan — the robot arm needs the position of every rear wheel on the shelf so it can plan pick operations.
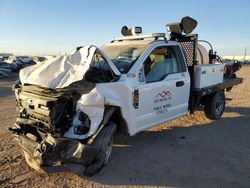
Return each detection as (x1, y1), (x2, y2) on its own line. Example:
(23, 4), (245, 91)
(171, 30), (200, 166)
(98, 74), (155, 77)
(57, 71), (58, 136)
(84, 122), (116, 176)
(204, 90), (225, 120)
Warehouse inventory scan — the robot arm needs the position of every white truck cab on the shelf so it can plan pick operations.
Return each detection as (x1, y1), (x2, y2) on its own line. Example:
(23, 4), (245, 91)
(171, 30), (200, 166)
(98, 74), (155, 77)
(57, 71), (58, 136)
(99, 39), (191, 135)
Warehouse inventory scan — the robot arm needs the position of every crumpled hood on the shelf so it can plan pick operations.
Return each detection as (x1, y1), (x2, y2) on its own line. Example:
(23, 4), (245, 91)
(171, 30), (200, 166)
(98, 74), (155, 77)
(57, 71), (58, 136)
(19, 45), (120, 89)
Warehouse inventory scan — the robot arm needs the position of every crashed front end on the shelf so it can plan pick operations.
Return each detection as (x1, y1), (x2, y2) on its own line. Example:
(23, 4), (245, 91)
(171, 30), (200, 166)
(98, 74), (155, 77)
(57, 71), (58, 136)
(10, 82), (99, 174)
(9, 45), (120, 175)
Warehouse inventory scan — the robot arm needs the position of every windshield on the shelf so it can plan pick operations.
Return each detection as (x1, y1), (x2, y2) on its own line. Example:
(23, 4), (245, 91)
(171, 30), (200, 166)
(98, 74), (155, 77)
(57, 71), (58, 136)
(100, 44), (147, 73)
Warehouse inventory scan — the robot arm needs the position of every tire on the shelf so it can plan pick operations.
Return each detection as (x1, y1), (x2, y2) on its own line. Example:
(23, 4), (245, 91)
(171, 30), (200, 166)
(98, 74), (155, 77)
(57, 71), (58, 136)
(84, 122), (116, 176)
(204, 90), (225, 120)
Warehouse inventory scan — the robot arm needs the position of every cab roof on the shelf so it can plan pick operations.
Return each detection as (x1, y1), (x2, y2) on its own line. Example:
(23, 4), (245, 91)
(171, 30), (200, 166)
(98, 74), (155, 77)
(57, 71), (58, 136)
(104, 39), (153, 47)
(103, 33), (180, 47)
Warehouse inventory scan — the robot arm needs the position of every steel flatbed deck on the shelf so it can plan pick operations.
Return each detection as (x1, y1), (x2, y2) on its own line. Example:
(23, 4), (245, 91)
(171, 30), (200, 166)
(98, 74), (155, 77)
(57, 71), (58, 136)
(189, 77), (243, 113)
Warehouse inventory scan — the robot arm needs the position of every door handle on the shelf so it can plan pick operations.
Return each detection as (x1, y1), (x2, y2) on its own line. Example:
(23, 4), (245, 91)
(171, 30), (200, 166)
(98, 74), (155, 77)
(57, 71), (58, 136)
(176, 81), (185, 87)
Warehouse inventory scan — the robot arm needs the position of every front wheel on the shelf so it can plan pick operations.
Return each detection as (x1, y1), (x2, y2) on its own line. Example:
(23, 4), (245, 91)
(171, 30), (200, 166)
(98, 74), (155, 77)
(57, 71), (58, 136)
(84, 122), (116, 176)
(204, 90), (225, 120)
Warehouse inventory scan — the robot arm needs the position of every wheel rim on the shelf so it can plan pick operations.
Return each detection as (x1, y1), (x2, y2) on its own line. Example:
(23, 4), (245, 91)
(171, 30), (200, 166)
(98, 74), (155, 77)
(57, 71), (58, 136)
(104, 137), (113, 165)
(215, 95), (224, 115)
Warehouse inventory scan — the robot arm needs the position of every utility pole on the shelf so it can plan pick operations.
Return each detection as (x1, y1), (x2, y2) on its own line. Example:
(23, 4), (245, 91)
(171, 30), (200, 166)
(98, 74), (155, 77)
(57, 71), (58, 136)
(243, 47), (247, 63)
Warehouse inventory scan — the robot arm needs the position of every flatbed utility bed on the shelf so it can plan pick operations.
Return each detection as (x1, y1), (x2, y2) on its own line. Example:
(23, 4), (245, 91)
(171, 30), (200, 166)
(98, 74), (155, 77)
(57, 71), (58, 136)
(195, 77), (243, 94)
(218, 77), (243, 90)
(190, 77), (243, 113)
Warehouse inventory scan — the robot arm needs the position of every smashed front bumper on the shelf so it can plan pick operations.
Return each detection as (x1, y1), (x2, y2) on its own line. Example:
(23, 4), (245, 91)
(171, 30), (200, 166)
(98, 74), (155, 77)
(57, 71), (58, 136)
(10, 125), (99, 175)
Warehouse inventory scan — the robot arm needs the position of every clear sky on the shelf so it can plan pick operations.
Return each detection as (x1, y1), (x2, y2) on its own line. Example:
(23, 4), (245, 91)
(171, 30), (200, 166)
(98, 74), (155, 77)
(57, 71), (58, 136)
(0, 0), (250, 56)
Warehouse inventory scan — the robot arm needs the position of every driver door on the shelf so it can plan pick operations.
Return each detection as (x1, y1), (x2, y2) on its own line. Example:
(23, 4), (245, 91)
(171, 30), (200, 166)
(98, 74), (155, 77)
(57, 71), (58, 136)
(133, 45), (190, 132)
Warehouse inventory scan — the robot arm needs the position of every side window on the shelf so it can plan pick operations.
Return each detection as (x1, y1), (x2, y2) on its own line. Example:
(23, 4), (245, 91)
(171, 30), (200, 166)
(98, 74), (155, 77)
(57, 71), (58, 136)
(86, 52), (114, 83)
(144, 46), (180, 83)
(90, 52), (110, 70)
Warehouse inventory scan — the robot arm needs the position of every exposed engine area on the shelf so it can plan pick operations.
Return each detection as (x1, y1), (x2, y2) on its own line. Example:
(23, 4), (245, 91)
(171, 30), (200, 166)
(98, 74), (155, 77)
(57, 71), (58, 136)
(11, 79), (96, 137)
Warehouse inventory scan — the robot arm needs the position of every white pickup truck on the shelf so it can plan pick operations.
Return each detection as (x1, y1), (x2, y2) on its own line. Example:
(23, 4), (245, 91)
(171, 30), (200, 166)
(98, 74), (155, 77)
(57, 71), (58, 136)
(10, 17), (242, 176)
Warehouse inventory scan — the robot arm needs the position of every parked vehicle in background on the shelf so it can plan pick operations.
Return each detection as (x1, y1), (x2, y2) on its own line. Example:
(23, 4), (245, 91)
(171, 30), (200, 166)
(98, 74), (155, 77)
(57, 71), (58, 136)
(0, 55), (48, 78)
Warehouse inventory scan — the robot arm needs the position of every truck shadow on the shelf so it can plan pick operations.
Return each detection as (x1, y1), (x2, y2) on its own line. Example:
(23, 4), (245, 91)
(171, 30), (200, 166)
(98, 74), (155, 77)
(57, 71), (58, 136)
(88, 107), (250, 187)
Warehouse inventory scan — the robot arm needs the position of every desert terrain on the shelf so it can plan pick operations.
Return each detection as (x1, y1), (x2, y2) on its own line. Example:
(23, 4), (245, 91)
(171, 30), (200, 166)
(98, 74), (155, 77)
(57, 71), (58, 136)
(0, 66), (250, 188)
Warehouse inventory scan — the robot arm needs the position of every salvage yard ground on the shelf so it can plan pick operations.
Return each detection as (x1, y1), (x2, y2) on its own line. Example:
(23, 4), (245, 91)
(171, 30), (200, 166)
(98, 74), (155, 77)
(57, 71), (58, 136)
(0, 65), (250, 188)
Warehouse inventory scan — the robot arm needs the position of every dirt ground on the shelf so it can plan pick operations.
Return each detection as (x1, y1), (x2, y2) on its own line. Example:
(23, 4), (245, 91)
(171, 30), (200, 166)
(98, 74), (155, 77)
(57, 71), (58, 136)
(0, 66), (250, 188)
